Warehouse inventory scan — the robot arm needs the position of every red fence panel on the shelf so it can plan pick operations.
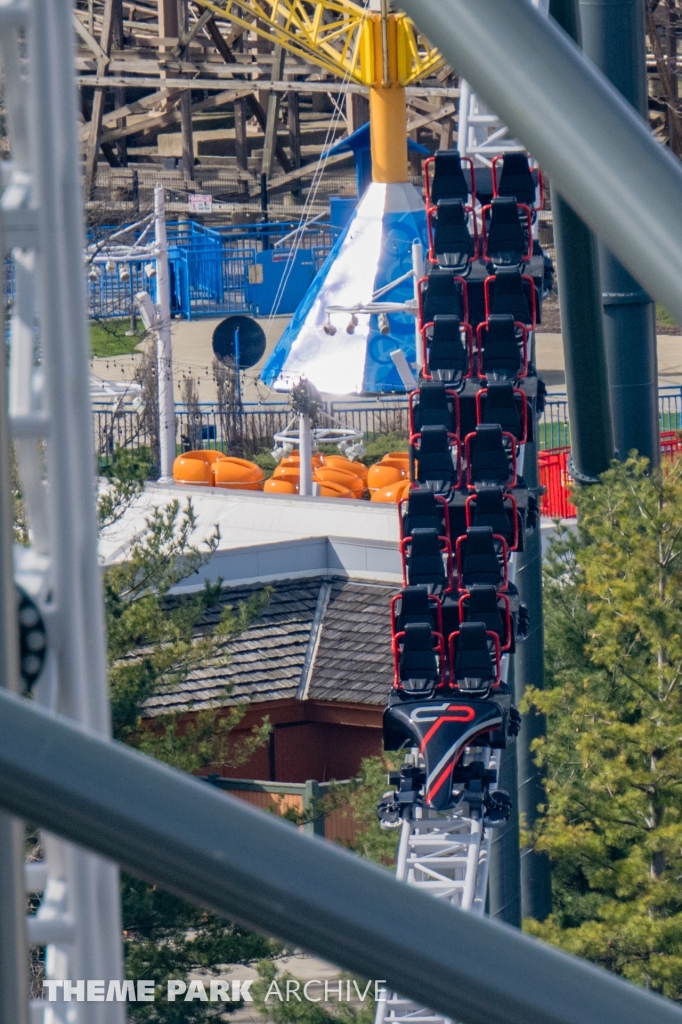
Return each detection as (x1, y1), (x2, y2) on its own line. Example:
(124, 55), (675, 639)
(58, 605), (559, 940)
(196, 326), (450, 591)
(538, 448), (577, 519)
(539, 434), (682, 519)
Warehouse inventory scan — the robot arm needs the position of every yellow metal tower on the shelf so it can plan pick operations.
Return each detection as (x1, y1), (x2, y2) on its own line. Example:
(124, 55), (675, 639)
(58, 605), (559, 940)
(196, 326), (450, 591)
(192, 0), (444, 184)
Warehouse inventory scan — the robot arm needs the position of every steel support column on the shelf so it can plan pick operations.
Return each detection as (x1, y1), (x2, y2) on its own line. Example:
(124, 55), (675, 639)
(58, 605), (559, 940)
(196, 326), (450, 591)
(514, 432), (553, 921)
(488, 662), (522, 927)
(550, 0), (613, 480)
(0, 216), (28, 1024)
(1, 688), (682, 1024)
(578, 0), (659, 466)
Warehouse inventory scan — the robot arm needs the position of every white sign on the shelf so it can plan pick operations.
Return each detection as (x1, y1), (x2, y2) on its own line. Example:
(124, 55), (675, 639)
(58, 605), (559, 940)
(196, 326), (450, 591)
(188, 194), (213, 212)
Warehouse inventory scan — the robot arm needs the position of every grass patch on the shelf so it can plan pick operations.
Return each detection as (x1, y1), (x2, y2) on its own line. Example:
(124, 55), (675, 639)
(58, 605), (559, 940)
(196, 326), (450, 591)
(360, 430), (408, 466)
(250, 448), (277, 479)
(657, 304), (680, 330)
(90, 319), (146, 358)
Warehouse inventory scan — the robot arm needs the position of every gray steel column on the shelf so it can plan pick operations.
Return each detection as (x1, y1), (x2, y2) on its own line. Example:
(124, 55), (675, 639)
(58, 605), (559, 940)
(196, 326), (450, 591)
(488, 661), (522, 927)
(0, 219), (29, 1024)
(514, 434), (553, 922)
(578, 0), (659, 467)
(550, 0), (614, 480)
(3, 688), (682, 1024)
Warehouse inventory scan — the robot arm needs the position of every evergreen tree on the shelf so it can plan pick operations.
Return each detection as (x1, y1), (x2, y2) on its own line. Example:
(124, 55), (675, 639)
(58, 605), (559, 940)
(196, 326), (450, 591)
(525, 455), (682, 998)
(100, 458), (278, 1021)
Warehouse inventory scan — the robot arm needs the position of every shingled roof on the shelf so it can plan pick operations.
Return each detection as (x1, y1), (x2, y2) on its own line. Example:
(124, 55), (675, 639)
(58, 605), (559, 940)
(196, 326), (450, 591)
(143, 577), (394, 718)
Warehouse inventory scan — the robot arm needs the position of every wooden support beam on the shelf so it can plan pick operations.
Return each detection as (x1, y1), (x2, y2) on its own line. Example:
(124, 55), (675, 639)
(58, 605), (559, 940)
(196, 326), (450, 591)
(158, 0), (179, 40)
(251, 151), (350, 197)
(112, 0), (128, 166)
(287, 90), (301, 169)
(234, 97), (249, 171)
(202, 13), (293, 174)
(99, 87), (252, 143)
(406, 102), (456, 133)
(73, 13), (109, 63)
(172, 5), (214, 56)
(177, 0), (194, 177)
(262, 43), (285, 178)
(84, 0), (117, 197)
(345, 92), (369, 134)
(76, 75), (459, 99)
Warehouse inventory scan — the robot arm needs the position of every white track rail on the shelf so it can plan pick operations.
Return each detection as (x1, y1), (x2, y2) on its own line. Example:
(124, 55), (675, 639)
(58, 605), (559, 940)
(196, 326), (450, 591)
(375, 754), (495, 1024)
(0, 1), (125, 1021)
(457, 0), (549, 167)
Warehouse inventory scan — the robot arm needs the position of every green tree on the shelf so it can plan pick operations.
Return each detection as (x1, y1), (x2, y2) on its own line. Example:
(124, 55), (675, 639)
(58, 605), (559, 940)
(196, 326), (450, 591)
(525, 455), (682, 998)
(100, 458), (278, 1021)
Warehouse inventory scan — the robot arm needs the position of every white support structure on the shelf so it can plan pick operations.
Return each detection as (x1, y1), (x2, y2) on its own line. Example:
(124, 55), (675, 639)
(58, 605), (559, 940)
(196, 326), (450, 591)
(375, 754), (496, 1024)
(457, 81), (526, 167)
(0, 0), (125, 1021)
(458, 0), (549, 166)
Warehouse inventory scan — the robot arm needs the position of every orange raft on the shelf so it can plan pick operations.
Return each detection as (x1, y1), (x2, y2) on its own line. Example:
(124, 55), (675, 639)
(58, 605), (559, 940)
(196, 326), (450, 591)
(173, 451), (265, 491)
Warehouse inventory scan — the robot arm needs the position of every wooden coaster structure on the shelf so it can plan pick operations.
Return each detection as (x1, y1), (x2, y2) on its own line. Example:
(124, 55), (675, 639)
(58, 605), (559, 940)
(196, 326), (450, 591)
(74, 0), (461, 215)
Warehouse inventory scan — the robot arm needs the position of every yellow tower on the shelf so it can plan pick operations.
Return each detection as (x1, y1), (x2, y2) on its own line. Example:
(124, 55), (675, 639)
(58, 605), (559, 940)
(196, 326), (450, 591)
(193, 0), (444, 187)
(368, 10), (409, 183)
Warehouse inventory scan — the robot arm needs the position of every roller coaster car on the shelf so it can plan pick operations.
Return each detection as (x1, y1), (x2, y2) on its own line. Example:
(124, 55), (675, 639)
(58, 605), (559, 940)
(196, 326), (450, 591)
(423, 315), (474, 383)
(419, 269), (469, 326)
(383, 697), (510, 811)
(464, 424), (518, 489)
(392, 622), (447, 696)
(425, 150), (475, 206)
(411, 424), (460, 495)
(477, 314), (528, 380)
(400, 527), (453, 594)
(476, 381), (529, 442)
(465, 487), (520, 552)
(492, 152), (542, 213)
(484, 268), (537, 329)
(428, 199), (477, 274)
(400, 487), (450, 539)
(409, 381), (459, 436)
(455, 526), (509, 591)
(481, 197), (533, 270)
(391, 586), (443, 637)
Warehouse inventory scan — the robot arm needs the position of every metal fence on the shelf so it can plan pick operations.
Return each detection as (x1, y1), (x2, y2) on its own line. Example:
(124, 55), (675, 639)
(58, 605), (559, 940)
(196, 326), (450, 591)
(92, 390), (682, 468)
(93, 398), (409, 467)
(537, 386), (682, 451)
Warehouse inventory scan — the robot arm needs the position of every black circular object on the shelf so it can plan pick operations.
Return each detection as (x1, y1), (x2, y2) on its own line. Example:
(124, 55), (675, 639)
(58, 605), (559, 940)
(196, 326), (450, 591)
(16, 586), (47, 693)
(212, 315), (267, 369)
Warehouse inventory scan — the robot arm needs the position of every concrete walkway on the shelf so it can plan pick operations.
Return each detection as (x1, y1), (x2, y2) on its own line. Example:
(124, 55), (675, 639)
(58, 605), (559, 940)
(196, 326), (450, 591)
(91, 317), (682, 401)
(90, 315), (291, 405)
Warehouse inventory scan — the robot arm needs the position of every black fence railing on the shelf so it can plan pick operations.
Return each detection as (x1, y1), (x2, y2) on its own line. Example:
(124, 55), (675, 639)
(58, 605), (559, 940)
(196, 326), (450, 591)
(93, 390), (682, 470)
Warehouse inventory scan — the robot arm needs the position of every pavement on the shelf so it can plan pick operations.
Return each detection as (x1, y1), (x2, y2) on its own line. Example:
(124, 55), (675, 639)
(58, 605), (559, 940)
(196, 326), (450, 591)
(535, 332), (682, 392)
(193, 952), (371, 1024)
(90, 317), (682, 402)
(90, 315), (291, 405)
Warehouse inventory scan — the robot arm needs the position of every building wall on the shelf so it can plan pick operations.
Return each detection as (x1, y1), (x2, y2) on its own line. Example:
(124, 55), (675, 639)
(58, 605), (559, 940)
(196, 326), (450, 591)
(208, 699), (384, 783)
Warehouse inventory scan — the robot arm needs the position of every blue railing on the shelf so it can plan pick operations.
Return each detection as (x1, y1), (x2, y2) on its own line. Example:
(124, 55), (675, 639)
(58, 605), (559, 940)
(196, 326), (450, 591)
(4, 219), (342, 323)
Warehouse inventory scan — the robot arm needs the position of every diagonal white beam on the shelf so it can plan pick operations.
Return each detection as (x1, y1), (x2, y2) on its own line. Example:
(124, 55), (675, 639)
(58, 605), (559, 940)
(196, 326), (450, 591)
(0, 688), (680, 1024)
